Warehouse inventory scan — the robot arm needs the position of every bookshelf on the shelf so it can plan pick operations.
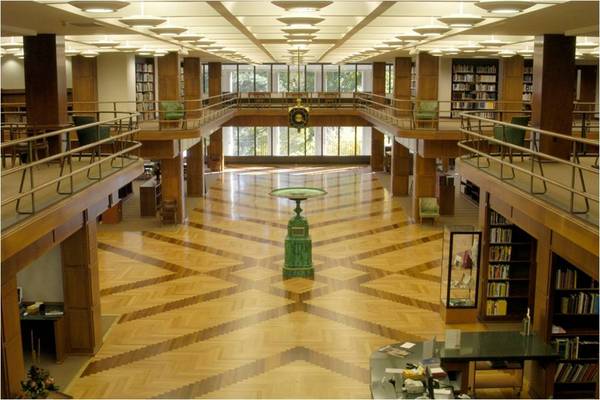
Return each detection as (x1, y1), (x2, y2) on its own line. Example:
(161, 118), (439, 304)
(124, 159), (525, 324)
(522, 59), (533, 102)
(451, 59), (498, 118)
(410, 62), (416, 98)
(549, 254), (599, 399)
(135, 57), (156, 120)
(481, 209), (536, 321)
(180, 61), (185, 99)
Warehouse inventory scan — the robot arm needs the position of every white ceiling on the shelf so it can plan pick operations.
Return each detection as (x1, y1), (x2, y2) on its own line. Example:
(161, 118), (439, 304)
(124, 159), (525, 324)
(1, 0), (598, 63)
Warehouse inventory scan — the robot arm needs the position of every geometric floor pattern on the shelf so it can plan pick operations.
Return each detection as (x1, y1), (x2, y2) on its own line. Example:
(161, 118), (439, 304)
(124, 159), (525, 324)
(65, 165), (494, 398)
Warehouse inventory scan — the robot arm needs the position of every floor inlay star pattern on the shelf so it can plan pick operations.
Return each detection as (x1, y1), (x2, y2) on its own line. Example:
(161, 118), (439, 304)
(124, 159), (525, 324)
(67, 165), (473, 399)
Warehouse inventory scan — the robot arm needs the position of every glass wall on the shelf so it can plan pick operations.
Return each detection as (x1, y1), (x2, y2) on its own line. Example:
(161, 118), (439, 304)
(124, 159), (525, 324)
(306, 64), (321, 92)
(255, 65), (270, 92)
(272, 64), (288, 92)
(202, 63), (209, 96)
(223, 126), (372, 156)
(324, 65), (339, 92)
(340, 64), (356, 93)
(385, 64), (394, 95)
(358, 64), (373, 92)
(222, 64), (238, 93)
(238, 64), (254, 93)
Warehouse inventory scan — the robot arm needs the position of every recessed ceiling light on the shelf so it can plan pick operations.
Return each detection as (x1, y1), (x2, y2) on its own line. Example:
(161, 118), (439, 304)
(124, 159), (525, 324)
(114, 43), (140, 52)
(150, 26), (187, 36)
(475, 1), (534, 14)
(413, 24), (451, 36)
(282, 27), (320, 35)
(119, 15), (166, 28)
(91, 39), (119, 47)
(277, 17), (325, 26)
(69, 1), (128, 13)
(498, 50), (516, 57)
(395, 33), (424, 42)
(438, 14), (485, 28)
(173, 33), (203, 42)
(1, 42), (23, 50)
(479, 38), (507, 47)
(81, 49), (99, 58)
(136, 48), (154, 56)
(459, 43), (484, 53)
(271, 1), (332, 12)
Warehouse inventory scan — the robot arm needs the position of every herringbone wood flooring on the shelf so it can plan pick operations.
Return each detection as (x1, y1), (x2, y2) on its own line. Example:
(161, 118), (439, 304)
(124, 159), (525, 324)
(65, 165), (503, 399)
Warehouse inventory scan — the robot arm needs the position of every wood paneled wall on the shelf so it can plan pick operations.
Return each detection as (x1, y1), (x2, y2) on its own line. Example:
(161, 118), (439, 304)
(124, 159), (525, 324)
(499, 55), (524, 121)
(391, 140), (410, 196)
(157, 52), (181, 101)
(187, 140), (204, 196)
(61, 219), (102, 354)
(412, 153), (437, 220)
(416, 52), (438, 100)
(71, 55), (98, 113)
(208, 62), (222, 98)
(161, 154), (186, 222)
(531, 34), (576, 159)
(394, 57), (412, 99)
(578, 65), (598, 105)
(183, 57), (201, 118)
(23, 34), (68, 126)
(372, 62), (386, 99)
(370, 128), (385, 171)
(208, 129), (224, 172)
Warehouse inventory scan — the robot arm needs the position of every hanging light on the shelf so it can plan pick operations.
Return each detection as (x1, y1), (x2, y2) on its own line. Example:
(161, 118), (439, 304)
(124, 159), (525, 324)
(69, 1), (128, 13)
(173, 33), (203, 42)
(287, 39), (312, 45)
(284, 34), (316, 41)
(438, 14), (484, 28)
(81, 49), (99, 58)
(15, 51), (25, 59)
(517, 48), (533, 56)
(374, 45), (393, 51)
(443, 48), (460, 55)
(459, 43), (484, 53)
(119, 0), (165, 27)
(498, 49), (516, 57)
(90, 38), (120, 47)
(474, 1), (534, 14)
(395, 33), (424, 42)
(271, 1), (332, 12)
(1, 40), (23, 50)
(383, 41), (405, 47)
(576, 38), (598, 50)
(65, 48), (80, 56)
(194, 41), (216, 48)
(282, 27), (320, 35)
(277, 17), (325, 26)
(150, 26), (187, 36)
(479, 37), (507, 47)
(413, 24), (451, 36)
(428, 49), (443, 56)
(115, 43), (140, 52)
(136, 48), (154, 56)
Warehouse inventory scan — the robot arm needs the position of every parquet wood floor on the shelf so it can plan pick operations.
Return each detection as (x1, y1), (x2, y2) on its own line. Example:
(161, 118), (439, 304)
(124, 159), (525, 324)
(65, 165), (512, 399)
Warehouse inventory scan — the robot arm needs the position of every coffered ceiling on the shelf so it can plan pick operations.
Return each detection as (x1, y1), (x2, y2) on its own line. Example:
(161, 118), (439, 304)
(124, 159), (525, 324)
(1, 1), (598, 63)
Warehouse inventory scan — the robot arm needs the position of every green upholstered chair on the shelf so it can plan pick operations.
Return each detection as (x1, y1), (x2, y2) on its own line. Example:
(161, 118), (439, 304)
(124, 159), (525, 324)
(159, 101), (184, 121)
(72, 115), (113, 179)
(414, 100), (438, 128)
(418, 197), (440, 224)
(493, 115), (529, 159)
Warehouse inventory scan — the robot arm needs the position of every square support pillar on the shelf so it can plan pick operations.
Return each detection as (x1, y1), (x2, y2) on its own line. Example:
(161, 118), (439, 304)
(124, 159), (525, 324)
(1, 276), (25, 397)
(161, 154), (186, 223)
(61, 219), (102, 354)
(158, 52), (181, 128)
(391, 140), (410, 196)
(371, 128), (385, 171)
(71, 55), (98, 113)
(412, 154), (437, 221)
(187, 140), (204, 196)
(373, 61), (386, 102)
(394, 57), (412, 116)
(531, 34), (576, 160)
(183, 57), (201, 119)
(208, 129), (224, 172)
(416, 53), (439, 129)
(498, 55), (524, 122)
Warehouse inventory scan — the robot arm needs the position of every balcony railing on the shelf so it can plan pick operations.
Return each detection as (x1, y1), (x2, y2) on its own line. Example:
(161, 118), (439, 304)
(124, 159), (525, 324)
(1, 111), (141, 230)
(458, 111), (599, 226)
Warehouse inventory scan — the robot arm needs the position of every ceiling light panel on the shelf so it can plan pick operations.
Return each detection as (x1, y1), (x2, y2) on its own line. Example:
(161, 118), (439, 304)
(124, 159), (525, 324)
(69, 1), (129, 13)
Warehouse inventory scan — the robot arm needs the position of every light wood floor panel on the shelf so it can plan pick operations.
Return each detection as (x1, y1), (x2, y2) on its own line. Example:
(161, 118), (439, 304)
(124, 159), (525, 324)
(355, 239), (443, 273)
(97, 249), (172, 290)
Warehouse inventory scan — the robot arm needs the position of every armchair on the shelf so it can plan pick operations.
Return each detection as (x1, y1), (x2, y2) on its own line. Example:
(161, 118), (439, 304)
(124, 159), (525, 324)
(414, 100), (439, 128)
(419, 197), (440, 224)
(71, 115), (113, 180)
(159, 101), (185, 126)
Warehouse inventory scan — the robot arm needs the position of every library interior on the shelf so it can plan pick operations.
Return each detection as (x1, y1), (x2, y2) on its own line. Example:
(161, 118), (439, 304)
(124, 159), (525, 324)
(0, 0), (599, 399)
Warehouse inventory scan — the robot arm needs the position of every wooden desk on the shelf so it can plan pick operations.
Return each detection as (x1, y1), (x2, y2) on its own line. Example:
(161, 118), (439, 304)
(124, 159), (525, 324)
(20, 305), (66, 364)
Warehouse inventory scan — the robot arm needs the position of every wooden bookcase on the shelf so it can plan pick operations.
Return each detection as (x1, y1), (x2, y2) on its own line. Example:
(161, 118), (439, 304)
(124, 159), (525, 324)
(549, 254), (599, 399)
(522, 59), (533, 103)
(180, 61), (185, 99)
(451, 59), (498, 118)
(480, 209), (536, 321)
(410, 62), (416, 98)
(135, 57), (156, 120)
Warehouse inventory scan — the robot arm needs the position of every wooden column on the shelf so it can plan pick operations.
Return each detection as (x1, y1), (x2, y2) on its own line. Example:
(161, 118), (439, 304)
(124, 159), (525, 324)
(23, 34), (68, 154)
(1, 276), (25, 397)
(578, 65), (597, 108)
(371, 128), (385, 171)
(61, 219), (102, 354)
(161, 154), (186, 222)
(71, 55), (98, 113)
(158, 52), (181, 128)
(416, 52), (438, 100)
(207, 62), (224, 171)
(394, 57), (412, 115)
(187, 141), (204, 196)
(531, 34), (576, 160)
(499, 55), (524, 121)
(391, 140), (410, 196)
(183, 57), (201, 118)
(412, 153), (437, 221)
(372, 61), (386, 101)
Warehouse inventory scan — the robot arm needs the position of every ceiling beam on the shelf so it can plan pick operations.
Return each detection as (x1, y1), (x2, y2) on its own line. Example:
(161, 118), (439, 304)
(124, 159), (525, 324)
(207, 1), (276, 63)
(317, 1), (397, 62)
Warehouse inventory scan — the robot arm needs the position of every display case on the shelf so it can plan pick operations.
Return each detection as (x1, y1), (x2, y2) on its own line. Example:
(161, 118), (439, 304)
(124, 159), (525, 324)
(440, 225), (482, 323)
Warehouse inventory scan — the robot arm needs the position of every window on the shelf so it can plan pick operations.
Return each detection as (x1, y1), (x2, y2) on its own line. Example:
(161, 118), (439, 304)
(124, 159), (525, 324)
(306, 64), (321, 92)
(238, 65), (254, 93)
(357, 64), (373, 92)
(340, 64), (357, 93)
(385, 64), (394, 95)
(272, 64), (288, 92)
(273, 127), (289, 156)
(238, 127), (255, 155)
(255, 127), (270, 155)
(255, 65), (270, 92)
(289, 128), (306, 155)
(339, 127), (356, 155)
(324, 65), (339, 92)
(202, 63), (209, 96)
(289, 66), (305, 92)
(323, 127), (338, 156)
(222, 64), (238, 93)
(223, 127), (236, 156)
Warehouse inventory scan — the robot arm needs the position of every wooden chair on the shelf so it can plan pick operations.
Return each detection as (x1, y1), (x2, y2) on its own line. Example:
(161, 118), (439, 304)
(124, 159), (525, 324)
(418, 197), (440, 224)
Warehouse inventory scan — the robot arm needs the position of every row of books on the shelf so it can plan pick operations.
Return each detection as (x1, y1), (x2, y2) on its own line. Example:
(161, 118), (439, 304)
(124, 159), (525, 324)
(135, 72), (154, 83)
(451, 101), (495, 110)
(558, 292), (599, 315)
(555, 363), (598, 383)
(135, 92), (154, 102)
(486, 299), (507, 316)
(453, 65), (475, 73)
(490, 245), (512, 262)
(477, 75), (497, 83)
(553, 337), (599, 360)
(488, 282), (510, 297)
(523, 76), (533, 83)
(136, 102), (155, 111)
(475, 93), (497, 100)
(522, 93), (532, 102)
(554, 267), (599, 289)
(136, 82), (154, 93)
(490, 227), (513, 243)
(452, 83), (474, 91)
(523, 84), (533, 92)
(490, 211), (509, 225)
(476, 66), (497, 73)
(136, 63), (154, 73)
(489, 264), (510, 279)
(475, 84), (497, 91)
(452, 74), (474, 82)
(524, 66), (533, 74)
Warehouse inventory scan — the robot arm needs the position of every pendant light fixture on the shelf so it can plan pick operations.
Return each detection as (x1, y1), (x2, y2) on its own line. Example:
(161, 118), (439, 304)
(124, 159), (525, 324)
(272, 1), (332, 12)
(277, 17), (325, 26)
(115, 43), (140, 52)
(136, 48), (154, 56)
(438, 2), (484, 28)
(498, 49), (516, 57)
(91, 37), (120, 47)
(173, 33), (203, 42)
(396, 33), (424, 42)
(1, 38), (23, 50)
(81, 49), (99, 58)
(69, 1), (128, 13)
(459, 43), (484, 53)
(282, 27), (320, 35)
(65, 48), (80, 56)
(195, 41), (216, 48)
(150, 26), (187, 36)
(576, 38), (598, 50)
(474, 1), (534, 14)
(413, 24), (451, 36)
(479, 36), (507, 47)
(119, 0), (165, 27)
